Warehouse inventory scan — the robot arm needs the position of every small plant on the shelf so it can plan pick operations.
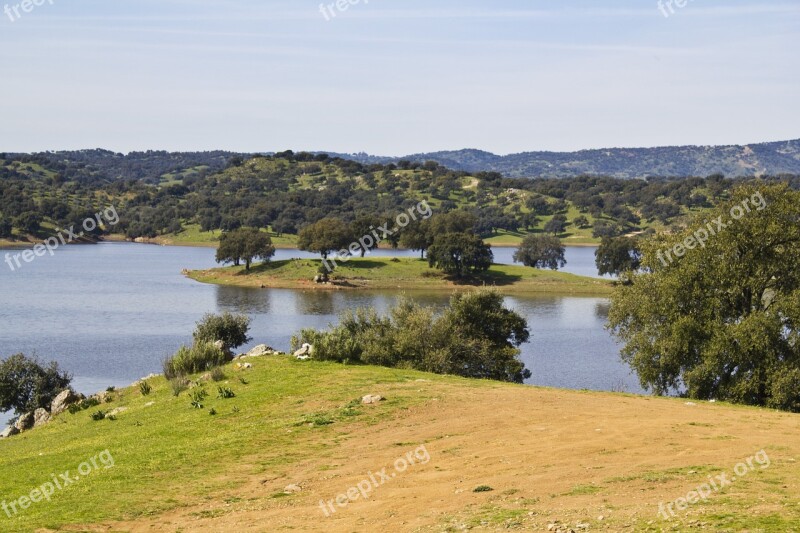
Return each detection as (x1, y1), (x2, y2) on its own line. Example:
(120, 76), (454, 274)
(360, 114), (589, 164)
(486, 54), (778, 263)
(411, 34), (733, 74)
(139, 381), (152, 396)
(238, 376), (248, 385)
(217, 386), (235, 399)
(189, 388), (208, 409)
(210, 367), (226, 382)
(91, 410), (106, 421)
(232, 406), (240, 414)
(106, 386), (116, 393)
(473, 485), (494, 493)
(209, 408), (217, 416)
(68, 397), (101, 414)
(105, 394), (114, 403)
(170, 377), (190, 397)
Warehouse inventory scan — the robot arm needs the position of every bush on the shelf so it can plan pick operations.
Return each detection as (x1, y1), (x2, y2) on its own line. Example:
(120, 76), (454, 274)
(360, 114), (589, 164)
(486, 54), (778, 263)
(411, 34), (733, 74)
(68, 397), (101, 414)
(170, 377), (190, 397)
(193, 312), (252, 350)
(210, 367), (226, 382)
(139, 381), (152, 396)
(291, 290), (531, 383)
(163, 342), (228, 379)
(0, 354), (73, 416)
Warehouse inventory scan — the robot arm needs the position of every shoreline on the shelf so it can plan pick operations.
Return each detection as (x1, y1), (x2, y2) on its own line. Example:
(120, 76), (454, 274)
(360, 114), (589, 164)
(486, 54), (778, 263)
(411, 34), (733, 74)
(186, 257), (614, 296)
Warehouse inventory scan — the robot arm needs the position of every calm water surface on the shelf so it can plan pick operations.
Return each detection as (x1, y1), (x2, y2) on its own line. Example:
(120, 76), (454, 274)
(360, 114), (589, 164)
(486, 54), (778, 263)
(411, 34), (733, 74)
(0, 243), (639, 422)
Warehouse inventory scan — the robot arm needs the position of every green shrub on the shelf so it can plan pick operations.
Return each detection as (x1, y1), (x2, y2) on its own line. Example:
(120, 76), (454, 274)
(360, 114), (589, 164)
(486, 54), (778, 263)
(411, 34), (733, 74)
(90, 410), (106, 421)
(193, 312), (251, 350)
(0, 354), (73, 416)
(291, 290), (531, 383)
(189, 388), (208, 409)
(170, 377), (190, 397)
(139, 381), (152, 396)
(473, 485), (494, 493)
(217, 386), (235, 399)
(210, 367), (226, 382)
(163, 342), (227, 380)
(68, 397), (101, 414)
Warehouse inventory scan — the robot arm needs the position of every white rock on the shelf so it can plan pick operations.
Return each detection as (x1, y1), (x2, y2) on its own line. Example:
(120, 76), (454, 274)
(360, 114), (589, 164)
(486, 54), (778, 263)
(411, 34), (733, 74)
(362, 394), (385, 405)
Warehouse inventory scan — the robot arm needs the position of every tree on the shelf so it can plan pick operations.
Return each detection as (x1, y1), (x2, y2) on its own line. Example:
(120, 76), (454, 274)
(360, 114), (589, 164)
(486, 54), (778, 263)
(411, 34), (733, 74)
(513, 235), (566, 270)
(428, 232), (493, 278)
(0, 354), (72, 416)
(349, 215), (382, 257)
(13, 211), (41, 235)
(399, 219), (431, 258)
(0, 215), (12, 238)
(216, 228), (275, 271)
(193, 312), (252, 351)
(543, 214), (567, 235)
(595, 236), (641, 277)
(573, 215), (590, 229)
(297, 218), (353, 260)
(608, 184), (800, 412)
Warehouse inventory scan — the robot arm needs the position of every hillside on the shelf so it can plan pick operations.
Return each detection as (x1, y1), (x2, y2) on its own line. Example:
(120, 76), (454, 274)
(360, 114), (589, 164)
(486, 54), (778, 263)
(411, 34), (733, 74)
(1, 357), (798, 532)
(331, 138), (800, 179)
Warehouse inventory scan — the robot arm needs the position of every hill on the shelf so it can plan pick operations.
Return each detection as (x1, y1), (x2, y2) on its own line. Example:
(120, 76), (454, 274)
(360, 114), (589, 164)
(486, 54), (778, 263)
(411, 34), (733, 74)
(1, 357), (798, 532)
(331, 138), (800, 179)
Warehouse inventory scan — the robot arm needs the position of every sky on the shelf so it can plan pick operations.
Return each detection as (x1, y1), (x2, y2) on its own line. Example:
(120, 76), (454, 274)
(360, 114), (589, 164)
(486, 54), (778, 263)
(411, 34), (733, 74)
(0, 0), (798, 155)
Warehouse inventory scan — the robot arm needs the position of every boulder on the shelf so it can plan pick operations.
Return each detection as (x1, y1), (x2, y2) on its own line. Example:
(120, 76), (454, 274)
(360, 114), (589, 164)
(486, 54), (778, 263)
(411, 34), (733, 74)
(33, 408), (50, 428)
(14, 412), (35, 431)
(293, 343), (313, 358)
(361, 394), (385, 405)
(284, 484), (302, 494)
(245, 344), (274, 358)
(213, 340), (234, 360)
(51, 389), (82, 416)
(0, 426), (19, 439)
(107, 406), (128, 417)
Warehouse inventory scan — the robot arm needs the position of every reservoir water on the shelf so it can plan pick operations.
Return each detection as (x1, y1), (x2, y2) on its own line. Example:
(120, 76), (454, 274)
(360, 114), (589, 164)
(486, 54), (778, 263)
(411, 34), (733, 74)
(0, 243), (640, 423)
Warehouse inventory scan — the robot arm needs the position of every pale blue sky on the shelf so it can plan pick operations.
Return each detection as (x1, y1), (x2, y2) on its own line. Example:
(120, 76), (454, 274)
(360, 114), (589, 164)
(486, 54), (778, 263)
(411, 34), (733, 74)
(0, 0), (797, 155)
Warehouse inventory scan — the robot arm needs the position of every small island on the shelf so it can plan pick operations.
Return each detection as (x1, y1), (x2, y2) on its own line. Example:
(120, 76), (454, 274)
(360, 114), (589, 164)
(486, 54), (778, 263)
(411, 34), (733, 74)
(186, 256), (613, 295)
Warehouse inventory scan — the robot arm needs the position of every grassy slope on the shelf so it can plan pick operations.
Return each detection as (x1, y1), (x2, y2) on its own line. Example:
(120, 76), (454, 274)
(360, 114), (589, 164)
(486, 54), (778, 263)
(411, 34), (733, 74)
(186, 257), (613, 295)
(1, 358), (798, 532)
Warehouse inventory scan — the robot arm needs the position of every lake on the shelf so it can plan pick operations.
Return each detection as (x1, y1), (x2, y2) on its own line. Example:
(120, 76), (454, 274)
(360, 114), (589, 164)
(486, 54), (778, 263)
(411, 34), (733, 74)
(0, 243), (640, 423)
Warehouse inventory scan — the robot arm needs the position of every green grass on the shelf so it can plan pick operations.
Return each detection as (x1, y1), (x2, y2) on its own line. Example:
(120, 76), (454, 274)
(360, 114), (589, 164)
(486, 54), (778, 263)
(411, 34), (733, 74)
(187, 257), (614, 295)
(0, 357), (455, 532)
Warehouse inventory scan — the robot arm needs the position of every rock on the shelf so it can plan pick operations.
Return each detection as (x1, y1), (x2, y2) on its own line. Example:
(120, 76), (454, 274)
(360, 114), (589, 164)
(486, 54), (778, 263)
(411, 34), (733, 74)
(213, 340), (233, 360)
(236, 362), (253, 370)
(284, 484), (302, 494)
(1, 426), (20, 439)
(33, 408), (50, 428)
(293, 343), (313, 358)
(144, 401), (155, 407)
(14, 412), (35, 431)
(133, 373), (160, 386)
(296, 355), (310, 361)
(107, 407), (128, 417)
(361, 394), (385, 405)
(51, 389), (82, 416)
(245, 344), (274, 358)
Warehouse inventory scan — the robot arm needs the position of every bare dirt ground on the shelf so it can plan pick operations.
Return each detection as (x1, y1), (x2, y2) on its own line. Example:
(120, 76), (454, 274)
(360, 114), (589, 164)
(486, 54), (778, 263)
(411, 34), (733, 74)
(63, 383), (800, 532)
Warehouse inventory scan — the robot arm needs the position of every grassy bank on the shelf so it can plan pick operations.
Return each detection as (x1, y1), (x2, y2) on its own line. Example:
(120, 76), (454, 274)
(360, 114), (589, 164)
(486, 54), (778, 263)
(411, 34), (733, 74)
(1, 357), (798, 532)
(186, 257), (613, 295)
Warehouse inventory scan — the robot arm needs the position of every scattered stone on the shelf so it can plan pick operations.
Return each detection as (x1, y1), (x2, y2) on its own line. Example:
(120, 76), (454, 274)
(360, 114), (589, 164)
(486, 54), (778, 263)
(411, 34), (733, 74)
(685, 402), (697, 406)
(14, 412), (35, 432)
(51, 389), (82, 416)
(33, 408), (50, 428)
(362, 394), (385, 405)
(283, 484), (302, 494)
(107, 407), (128, 417)
(236, 362), (253, 370)
(1, 426), (20, 439)
(293, 343), (313, 358)
(144, 402), (155, 407)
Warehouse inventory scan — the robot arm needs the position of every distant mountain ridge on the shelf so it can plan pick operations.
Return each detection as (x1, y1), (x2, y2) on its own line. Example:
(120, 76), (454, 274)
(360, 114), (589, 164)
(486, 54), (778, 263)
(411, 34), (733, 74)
(326, 139), (800, 179)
